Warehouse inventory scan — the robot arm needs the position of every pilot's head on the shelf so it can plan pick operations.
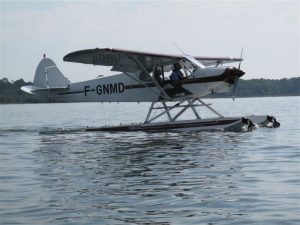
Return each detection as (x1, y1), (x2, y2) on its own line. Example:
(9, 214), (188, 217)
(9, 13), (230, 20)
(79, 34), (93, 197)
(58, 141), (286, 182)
(174, 63), (182, 70)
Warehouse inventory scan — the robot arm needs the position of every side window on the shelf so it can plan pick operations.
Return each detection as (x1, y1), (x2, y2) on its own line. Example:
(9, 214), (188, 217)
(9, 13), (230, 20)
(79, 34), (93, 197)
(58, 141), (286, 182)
(138, 71), (152, 82)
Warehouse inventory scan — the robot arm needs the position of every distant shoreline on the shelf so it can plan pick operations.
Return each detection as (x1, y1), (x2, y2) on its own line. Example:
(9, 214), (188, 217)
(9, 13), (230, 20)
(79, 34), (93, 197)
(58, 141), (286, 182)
(1, 95), (299, 105)
(1, 77), (299, 104)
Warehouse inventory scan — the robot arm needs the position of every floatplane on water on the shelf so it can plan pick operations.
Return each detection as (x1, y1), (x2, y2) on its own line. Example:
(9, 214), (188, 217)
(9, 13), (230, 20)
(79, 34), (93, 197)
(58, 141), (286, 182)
(21, 48), (280, 132)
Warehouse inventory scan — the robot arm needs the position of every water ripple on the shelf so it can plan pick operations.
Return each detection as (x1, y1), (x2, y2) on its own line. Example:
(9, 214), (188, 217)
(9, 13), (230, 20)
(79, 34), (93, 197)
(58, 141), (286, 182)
(1, 98), (300, 224)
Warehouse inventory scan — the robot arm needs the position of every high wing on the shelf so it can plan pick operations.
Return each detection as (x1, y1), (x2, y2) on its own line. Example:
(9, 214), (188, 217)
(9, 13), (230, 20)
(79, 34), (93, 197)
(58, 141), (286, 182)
(63, 48), (242, 73)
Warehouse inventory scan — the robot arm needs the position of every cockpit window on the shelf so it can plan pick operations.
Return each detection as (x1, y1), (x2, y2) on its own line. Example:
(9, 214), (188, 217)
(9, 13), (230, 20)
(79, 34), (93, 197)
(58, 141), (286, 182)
(138, 71), (152, 82)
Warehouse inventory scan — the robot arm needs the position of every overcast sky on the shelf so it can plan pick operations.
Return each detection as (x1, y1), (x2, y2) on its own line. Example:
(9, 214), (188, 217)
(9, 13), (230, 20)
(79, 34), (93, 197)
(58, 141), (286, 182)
(1, 0), (299, 82)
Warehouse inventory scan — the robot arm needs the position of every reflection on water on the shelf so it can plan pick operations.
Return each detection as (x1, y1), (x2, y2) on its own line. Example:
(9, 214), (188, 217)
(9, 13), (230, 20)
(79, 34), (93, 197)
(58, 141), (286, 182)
(31, 131), (248, 224)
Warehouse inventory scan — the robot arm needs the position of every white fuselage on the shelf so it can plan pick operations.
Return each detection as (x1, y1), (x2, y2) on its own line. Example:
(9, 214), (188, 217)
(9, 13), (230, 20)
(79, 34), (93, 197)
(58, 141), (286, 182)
(33, 68), (232, 102)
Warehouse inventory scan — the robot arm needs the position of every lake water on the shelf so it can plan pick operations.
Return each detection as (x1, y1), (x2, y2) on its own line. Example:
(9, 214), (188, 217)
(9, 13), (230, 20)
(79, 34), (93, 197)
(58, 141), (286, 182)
(0, 97), (299, 225)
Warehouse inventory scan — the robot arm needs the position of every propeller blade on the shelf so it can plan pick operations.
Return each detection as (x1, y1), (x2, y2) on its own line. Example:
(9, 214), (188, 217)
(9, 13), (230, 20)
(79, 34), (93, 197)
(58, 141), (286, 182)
(233, 47), (244, 100)
(238, 47), (244, 69)
(232, 75), (239, 100)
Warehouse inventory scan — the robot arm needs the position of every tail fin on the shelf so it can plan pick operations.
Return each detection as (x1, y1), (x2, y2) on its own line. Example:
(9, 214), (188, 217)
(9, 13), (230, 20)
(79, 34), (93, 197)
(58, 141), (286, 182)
(33, 57), (70, 88)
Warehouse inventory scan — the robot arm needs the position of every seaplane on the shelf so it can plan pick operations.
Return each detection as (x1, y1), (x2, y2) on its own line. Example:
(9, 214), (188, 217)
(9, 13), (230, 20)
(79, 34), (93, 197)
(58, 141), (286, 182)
(21, 47), (280, 132)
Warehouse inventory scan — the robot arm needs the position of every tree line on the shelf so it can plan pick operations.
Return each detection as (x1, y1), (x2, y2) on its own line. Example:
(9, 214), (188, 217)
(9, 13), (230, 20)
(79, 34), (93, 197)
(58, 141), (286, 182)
(0, 77), (299, 103)
(209, 77), (300, 98)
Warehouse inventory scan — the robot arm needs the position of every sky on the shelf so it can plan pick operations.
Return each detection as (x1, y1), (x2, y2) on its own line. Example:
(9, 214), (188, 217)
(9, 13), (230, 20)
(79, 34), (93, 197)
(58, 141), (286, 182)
(1, 0), (299, 83)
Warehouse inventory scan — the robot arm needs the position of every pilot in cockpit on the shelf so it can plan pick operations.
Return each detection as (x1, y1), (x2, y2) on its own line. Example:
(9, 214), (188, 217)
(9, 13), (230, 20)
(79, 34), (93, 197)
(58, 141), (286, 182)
(153, 67), (163, 83)
(169, 63), (185, 81)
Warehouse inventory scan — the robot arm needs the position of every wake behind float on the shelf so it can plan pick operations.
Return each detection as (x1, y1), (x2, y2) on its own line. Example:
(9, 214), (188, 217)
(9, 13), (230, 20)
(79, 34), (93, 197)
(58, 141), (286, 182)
(21, 47), (280, 133)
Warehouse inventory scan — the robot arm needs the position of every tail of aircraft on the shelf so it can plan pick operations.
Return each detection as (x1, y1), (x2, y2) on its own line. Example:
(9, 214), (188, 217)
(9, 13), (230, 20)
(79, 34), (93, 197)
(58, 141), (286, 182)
(21, 56), (70, 94)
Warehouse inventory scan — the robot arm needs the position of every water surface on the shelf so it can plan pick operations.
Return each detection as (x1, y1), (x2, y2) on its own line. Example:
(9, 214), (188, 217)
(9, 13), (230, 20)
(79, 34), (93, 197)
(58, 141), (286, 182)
(0, 97), (299, 224)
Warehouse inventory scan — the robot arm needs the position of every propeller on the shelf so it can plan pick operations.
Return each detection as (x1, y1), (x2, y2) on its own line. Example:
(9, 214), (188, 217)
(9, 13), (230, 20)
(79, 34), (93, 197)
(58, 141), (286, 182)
(232, 75), (239, 100)
(238, 47), (244, 69)
(232, 47), (244, 100)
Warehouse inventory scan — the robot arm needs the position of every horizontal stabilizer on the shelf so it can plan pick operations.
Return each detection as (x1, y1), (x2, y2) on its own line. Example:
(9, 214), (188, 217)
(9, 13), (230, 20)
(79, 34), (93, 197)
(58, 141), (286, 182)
(21, 85), (69, 94)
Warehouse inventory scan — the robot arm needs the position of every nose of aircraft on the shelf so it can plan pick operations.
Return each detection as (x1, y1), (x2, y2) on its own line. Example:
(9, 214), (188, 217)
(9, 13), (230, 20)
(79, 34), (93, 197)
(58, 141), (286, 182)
(230, 67), (245, 78)
(227, 67), (244, 100)
(225, 67), (245, 86)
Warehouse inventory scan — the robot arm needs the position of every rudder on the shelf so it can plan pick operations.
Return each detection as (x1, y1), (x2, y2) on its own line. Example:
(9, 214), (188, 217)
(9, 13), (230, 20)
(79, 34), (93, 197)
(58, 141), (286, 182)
(33, 56), (70, 88)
